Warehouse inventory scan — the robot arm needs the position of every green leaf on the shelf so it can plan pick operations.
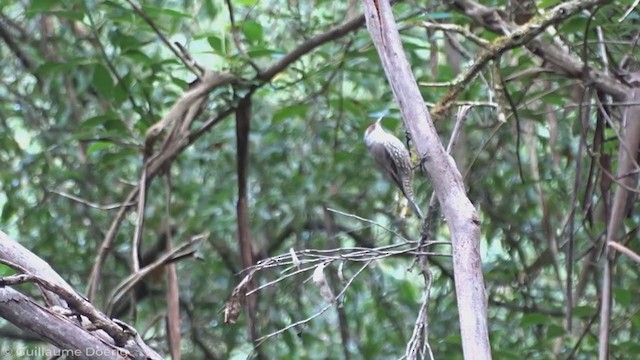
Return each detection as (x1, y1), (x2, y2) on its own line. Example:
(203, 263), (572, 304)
(272, 104), (310, 124)
(333, 151), (350, 164)
(170, 76), (189, 89)
(92, 64), (114, 98)
(25, 0), (56, 16)
(548, 324), (565, 337)
(86, 141), (114, 156)
(397, 279), (419, 303)
(520, 312), (551, 326)
(101, 148), (137, 166)
(247, 47), (279, 59)
(49, 10), (85, 21)
(1, 201), (15, 222)
(36, 60), (83, 76)
(243, 20), (263, 43)
(142, 6), (192, 20)
(109, 30), (148, 51)
(538, 0), (562, 8)
(426, 12), (453, 20)
(80, 113), (119, 131)
(574, 305), (596, 318)
(541, 92), (565, 106)
(614, 288), (632, 307)
(0, 264), (15, 276)
(235, 0), (259, 5)
(560, 16), (588, 34)
(207, 35), (225, 54)
(329, 98), (364, 117)
(103, 118), (128, 134)
(121, 50), (153, 66)
(111, 81), (129, 106)
(203, 0), (219, 16)
(492, 349), (521, 360)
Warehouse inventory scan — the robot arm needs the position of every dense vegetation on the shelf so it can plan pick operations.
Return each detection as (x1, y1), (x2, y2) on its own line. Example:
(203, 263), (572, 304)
(0, 0), (638, 359)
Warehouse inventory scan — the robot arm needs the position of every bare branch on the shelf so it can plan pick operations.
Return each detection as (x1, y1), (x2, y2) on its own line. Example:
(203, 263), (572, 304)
(326, 207), (408, 241)
(0, 231), (161, 359)
(255, 261), (372, 343)
(608, 242), (640, 264)
(362, 1), (490, 358)
(124, 0), (200, 77)
(48, 189), (134, 210)
(106, 234), (205, 314)
(421, 21), (489, 47)
(448, 0), (628, 102)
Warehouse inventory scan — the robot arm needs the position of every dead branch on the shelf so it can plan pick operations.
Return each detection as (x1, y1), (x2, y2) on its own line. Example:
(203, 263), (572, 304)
(448, 0), (627, 102)
(433, 0), (625, 122)
(0, 231), (161, 359)
(105, 234), (205, 314)
(0, 287), (125, 360)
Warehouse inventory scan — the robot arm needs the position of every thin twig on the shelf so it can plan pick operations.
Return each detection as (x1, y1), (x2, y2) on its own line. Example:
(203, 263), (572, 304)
(0, 273), (130, 344)
(84, 5), (146, 121)
(619, 0), (640, 22)
(48, 189), (134, 210)
(87, 188), (138, 301)
(421, 21), (489, 47)
(106, 234), (206, 314)
(223, 0), (261, 73)
(245, 241), (449, 297)
(124, 0), (200, 76)
(255, 260), (372, 342)
(326, 208), (408, 241)
(404, 267), (434, 360)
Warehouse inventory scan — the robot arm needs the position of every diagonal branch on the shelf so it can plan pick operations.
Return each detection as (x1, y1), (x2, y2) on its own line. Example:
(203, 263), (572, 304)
(438, 0), (627, 121)
(362, 0), (490, 359)
(124, 0), (201, 77)
(258, 13), (366, 81)
(105, 234), (205, 314)
(0, 231), (161, 359)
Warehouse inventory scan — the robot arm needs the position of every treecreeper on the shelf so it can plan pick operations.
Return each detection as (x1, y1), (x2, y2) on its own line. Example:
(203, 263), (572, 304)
(364, 117), (423, 218)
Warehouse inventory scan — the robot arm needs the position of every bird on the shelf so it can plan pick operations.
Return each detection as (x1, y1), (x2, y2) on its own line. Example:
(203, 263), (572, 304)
(364, 117), (423, 218)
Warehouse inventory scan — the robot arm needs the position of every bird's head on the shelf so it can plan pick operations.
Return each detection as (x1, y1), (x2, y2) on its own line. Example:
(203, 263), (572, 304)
(364, 117), (385, 145)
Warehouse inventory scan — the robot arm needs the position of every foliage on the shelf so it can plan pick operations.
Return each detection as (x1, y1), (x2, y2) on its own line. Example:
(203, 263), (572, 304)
(0, 0), (638, 359)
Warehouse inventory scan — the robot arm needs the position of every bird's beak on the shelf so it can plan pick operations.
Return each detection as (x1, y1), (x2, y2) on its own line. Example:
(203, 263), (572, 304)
(366, 116), (383, 135)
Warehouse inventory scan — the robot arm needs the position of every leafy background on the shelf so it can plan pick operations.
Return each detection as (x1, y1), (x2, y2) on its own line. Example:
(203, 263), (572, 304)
(0, 0), (639, 359)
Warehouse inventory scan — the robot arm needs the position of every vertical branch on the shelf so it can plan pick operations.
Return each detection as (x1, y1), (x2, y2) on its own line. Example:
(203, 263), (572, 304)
(361, 1), (491, 359)
(598, 84), (640, 360)
(235, 96), (260, 352)
(164, 174), (181, 360)
(322, 208), (351, 360)
(566, 87), (593, 333)
(132, 169), (148, 273)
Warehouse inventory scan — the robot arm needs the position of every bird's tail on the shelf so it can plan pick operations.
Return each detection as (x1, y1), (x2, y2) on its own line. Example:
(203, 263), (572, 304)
(406, 196), (423, 219)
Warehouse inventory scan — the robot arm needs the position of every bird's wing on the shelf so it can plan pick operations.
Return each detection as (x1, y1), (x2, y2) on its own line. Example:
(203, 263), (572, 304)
(369, 141), (405, 192)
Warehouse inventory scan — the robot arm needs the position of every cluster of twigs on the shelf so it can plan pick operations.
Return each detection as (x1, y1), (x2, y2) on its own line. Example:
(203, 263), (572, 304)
(224, 232), (450, 344)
